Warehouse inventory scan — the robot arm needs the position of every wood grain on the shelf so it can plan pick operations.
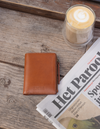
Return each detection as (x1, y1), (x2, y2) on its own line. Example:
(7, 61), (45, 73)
(5, 0), (71, 13)
(0, 62), (54, 129)
(0, 7), (86, 76)
(0, 0), (70, 21)
(0, 0), (100, 28)
(0, 7), (100, 129)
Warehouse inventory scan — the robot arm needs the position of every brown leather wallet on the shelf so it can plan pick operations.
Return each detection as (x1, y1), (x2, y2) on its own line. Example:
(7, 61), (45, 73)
(23, 53), (60, 95)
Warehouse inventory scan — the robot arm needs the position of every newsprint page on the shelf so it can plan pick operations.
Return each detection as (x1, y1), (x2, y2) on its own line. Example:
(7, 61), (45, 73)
(36, 38), (100, 129)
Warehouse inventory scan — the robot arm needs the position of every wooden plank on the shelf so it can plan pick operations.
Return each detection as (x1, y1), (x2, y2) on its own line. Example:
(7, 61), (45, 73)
(0, 33), (98, 129)
(0, 7), (85, 129)
(0, 0), (70, 21)
(0, 0), (100, 28)
(0, 62), (54, 129)
(0, 7), (99, 129)
(0, 7), (86, 76)
(4, 0), (71, 13)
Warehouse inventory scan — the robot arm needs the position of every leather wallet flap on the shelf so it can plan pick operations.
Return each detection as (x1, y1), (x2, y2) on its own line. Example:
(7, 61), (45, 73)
(23, 53), (58, 95)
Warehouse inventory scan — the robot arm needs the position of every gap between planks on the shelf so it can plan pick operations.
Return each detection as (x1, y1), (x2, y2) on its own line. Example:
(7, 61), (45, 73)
(0, 0), (100, 28)
(0, 60), (64, 78)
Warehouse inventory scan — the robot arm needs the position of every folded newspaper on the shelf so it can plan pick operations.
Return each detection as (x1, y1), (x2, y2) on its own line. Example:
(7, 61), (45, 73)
(36, 38), (100, 129)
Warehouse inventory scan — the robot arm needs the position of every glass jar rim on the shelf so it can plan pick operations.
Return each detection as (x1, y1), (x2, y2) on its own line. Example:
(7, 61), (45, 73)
(65, 4), (96, 30)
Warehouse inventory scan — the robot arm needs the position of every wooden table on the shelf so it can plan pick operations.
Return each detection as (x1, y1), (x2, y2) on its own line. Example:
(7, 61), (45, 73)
(0, 0), (100, 129)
